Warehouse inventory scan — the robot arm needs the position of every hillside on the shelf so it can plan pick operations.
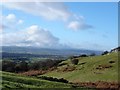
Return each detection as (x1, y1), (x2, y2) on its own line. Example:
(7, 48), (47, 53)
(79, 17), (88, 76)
(1, 71), (73, 88)
(1, 51), (119, 89)
(42, 52), (118, 83)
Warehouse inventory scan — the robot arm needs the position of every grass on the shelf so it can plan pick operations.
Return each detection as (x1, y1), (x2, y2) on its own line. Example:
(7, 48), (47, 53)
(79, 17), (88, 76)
(1, 71), (73, 88)
(42, 52), (118, 83)
(1, 71), (94, 89)
(1, 52), (118, 89)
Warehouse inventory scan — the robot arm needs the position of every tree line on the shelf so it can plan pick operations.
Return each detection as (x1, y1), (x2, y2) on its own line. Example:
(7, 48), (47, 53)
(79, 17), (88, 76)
(1, 59), (63, 73)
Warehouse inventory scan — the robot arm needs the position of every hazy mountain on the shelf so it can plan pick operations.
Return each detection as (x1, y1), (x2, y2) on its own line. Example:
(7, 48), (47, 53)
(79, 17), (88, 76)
(1, 46), (102, 56)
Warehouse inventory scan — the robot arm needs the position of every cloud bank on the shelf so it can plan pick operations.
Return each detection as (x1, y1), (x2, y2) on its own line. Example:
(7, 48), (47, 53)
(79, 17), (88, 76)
(2, 25), (60, 48)
(1, 3), (94, 49)
(3, 2), (92, 31)
(3, 2), (70, 21)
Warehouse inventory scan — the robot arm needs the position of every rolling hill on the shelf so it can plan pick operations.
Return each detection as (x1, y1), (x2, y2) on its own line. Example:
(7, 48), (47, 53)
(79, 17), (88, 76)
(1, 71), (97, 89)
(1, 49), (119, 89)
(1, 71), (73, 88)
(41, 52), (118, 83)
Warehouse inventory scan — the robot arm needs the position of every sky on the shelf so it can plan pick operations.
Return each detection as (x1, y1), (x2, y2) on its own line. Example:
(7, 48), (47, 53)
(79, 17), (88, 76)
(0, 2), (118, 51)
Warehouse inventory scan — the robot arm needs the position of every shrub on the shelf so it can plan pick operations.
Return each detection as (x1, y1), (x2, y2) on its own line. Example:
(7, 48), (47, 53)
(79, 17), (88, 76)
(14, 61), (28, 72)
(109, 61), (115, 64)
(39, 76), (68, 83)
(80, 54), (88, 57)
(101, 51), (109, 55)
(2, 59), (62, 73)
(71, 59), (79, 65)
(2, 60), (16, 72)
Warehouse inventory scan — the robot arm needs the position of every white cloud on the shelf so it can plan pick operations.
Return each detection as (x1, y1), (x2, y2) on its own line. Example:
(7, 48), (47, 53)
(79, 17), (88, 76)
(6, 13), (16, 23)
(3, 2), (93, 31)
(1, 13), (23, 32)
(68, 21), (80, 31)
(3, 2), (70, 21)
(68, 21), (93, 31)
(4, 13), (23, 25)
(25, 25), (59, 47)
(18, 19), (23, 24)
(2, 25), (59, 48)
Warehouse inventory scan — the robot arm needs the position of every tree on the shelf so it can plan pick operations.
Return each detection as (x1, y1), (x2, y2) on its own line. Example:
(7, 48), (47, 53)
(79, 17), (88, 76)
(101, 51), (109, 55)
(2, 60), (16, 72)
(71, 59), (79, 65)
(14, 61), (28, 72)
(80, 54), (88, 57)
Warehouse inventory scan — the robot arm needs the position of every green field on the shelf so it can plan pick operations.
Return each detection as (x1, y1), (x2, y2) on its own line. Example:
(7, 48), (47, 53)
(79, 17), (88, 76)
(1, 71), (74, 88)
(42, 52), (118, 83)
(1, 71), (95, 89)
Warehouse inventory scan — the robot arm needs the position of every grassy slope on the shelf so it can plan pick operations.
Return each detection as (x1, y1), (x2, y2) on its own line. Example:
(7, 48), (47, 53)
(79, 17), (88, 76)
(1, 71), (73, 88)
(1, 52), (118, 88)
(43, 52), (118, 83)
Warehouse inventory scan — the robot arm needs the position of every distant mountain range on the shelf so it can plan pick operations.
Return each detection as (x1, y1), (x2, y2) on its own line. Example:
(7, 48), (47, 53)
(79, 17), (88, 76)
(1, 46), (102, 56)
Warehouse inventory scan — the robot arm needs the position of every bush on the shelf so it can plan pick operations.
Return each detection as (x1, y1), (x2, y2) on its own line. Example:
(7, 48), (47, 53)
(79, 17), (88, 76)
(80, 54), (88, 57)
(29, 60), (62, 70)
(15, 61), (28, 72)
(2, 60), (16, 72)
(71, 59), (79, 65)
(101, 51), (109, 55)
(39, 76), (68, 83)
(2, 59), (62, 73)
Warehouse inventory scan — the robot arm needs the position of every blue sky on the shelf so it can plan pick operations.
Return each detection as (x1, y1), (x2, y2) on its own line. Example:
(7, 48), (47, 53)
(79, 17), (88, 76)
(1, 2), (118, 50)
